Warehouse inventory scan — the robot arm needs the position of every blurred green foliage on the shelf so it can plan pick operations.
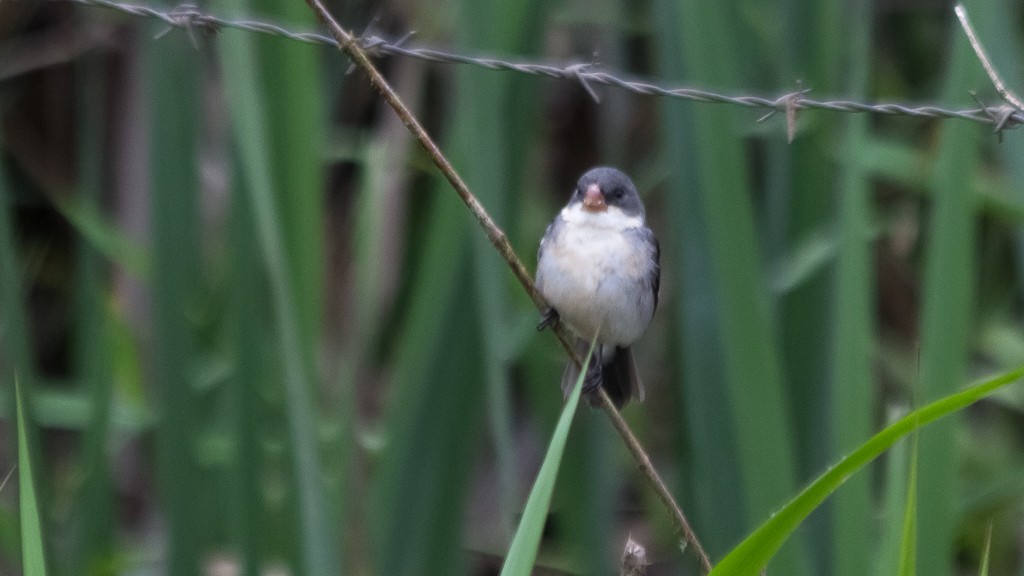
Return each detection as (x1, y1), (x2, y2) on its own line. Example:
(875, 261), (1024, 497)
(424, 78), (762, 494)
(2, 0), (1024, 574)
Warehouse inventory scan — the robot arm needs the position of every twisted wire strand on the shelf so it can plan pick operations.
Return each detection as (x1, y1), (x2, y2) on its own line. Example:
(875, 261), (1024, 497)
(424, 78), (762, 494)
(61, 0), (1024, 131)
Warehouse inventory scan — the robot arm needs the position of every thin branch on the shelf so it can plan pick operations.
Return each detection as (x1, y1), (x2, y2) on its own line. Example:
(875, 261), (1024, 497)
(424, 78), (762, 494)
(299, 0), (713, 571)
(0, 466), (16, 493)
(598, 390), (714, 572)
(954, 3), (1024, 112)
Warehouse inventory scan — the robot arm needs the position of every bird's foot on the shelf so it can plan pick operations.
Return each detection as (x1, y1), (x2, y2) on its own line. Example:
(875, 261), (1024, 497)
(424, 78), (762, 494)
(582, 362), (603, 394)
(536, 307), (560, 331)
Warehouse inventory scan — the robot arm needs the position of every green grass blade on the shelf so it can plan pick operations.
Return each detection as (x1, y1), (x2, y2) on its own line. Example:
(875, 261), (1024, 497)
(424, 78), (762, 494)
(653, 2), (806, 572)
(457, 0), (523, 540)
(874, 427), (911, 576)
(915, 2), (988, 572)
(653, 8), (745, 551)
(225, 164), (267, 576)
(978, 523), (992, 576)
(452, 0), (546, 548)
(767, 0), (850, 567)
(371, 186), (484, 576)
(896, 435), (918, 576)
(50, 196), (148, 280)
(0, 135), (36, 442)
(0, 389), (151, 432)
(144, 27), (203, 576)
(17, 378), (47, 576)
(832, 1), (875, 574)
(216, 22), (340, 576)
(773, 5), (843, 525)
(500, 341), (593, 576)
(850, 135), (1024, 223)
(73, 52), (115, 576)
(214, 1), (331, 564)
(249, 0), (325, 345)
(709, 364), (1024, 576)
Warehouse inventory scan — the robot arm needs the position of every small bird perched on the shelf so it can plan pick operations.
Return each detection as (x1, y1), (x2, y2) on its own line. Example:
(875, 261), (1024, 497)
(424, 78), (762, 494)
(535, 167), (660, 408)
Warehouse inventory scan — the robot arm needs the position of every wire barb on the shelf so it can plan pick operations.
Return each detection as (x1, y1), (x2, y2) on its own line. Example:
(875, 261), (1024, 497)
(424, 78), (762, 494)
(566, 63), (602, 103)
(757, 88), (810, 143)
(970, 92), (1019, 141)
(153, 3), (218, 47)
(343, 17), (416, 74)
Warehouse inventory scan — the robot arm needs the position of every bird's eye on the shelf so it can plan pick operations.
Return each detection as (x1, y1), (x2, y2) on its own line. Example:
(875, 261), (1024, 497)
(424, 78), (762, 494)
(611, 188), (623, 200)
(574, 186), (583, 198)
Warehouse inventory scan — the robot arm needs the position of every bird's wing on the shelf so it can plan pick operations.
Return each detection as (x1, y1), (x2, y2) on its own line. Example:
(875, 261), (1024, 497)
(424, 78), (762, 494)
(536, 214), (566, 265)
(627, 226), (660, 312)
(651, 232), (661, 312)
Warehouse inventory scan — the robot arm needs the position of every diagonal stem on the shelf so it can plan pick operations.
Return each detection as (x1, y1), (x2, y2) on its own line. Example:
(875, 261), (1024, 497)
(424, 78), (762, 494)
(954, 3), (1024, 112)
(301, 0), (713, 571)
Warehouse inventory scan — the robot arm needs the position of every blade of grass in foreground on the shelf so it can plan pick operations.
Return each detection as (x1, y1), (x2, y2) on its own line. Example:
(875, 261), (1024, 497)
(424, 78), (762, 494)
(500, 340), (594, 576)
(709, 364), (1024, 576)
(17, 378), (47, 576)
(873, 426), (910, 576)
(978, 524), (992, 576)
(896, 436), (918, 576)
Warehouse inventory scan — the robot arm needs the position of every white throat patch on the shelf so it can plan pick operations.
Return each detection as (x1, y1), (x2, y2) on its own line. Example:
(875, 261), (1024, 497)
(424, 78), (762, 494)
(560, 203), (644, 231)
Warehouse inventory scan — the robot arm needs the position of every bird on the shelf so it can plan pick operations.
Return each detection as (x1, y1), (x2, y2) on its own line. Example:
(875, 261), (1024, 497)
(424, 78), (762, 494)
(535, 167), (660, 408)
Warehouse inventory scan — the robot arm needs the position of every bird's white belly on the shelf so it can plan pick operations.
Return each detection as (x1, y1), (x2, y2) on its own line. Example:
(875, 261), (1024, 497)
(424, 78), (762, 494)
(537, 221), (653, 346)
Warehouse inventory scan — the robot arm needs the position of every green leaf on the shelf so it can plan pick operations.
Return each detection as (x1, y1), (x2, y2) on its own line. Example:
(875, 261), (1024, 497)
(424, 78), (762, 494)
(709, 364), (1024, 576)
(0, 388), (152, 433)
(73, 52), (116, 576)
(17, 378), (47, 576)
(370, 182), (482, 576)
(144, 26), (203, 576)
(653, 2), (804, 568)
(978, 523), (992, 576)
(51, 195), (149, 280)
(915, 6), (985, 571)
(873, 433), (911, 576)
(832, 4), (875, 571)
(216, 22), (340, 576)
(500, 340), (594, 576)
(896, 435), (918, 576)
(0, 133), (36, 447)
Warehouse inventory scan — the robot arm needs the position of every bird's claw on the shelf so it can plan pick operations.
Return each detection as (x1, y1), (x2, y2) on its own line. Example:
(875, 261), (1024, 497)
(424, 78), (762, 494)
(582, 363), (602, 394)
(536, 307), (560, 331)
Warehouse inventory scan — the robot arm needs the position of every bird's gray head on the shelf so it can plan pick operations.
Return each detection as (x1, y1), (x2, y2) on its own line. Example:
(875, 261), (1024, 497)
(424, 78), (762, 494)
(571, 167), (645, 219)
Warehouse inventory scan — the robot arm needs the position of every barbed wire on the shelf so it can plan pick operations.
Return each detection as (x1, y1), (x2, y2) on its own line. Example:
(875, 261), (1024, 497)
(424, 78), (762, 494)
(61, 0), (1024, 132)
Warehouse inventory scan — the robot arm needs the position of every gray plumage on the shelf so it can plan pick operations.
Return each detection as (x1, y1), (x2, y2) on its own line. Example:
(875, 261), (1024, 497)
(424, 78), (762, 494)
(536, 167), (660, 407)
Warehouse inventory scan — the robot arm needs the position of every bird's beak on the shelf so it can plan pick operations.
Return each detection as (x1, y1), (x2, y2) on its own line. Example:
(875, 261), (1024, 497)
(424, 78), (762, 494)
(582, 184), (607, 212)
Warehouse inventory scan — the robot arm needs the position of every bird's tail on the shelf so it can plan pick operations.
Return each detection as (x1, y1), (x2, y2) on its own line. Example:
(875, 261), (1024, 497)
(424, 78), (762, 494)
(604, 346), (644, 407)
